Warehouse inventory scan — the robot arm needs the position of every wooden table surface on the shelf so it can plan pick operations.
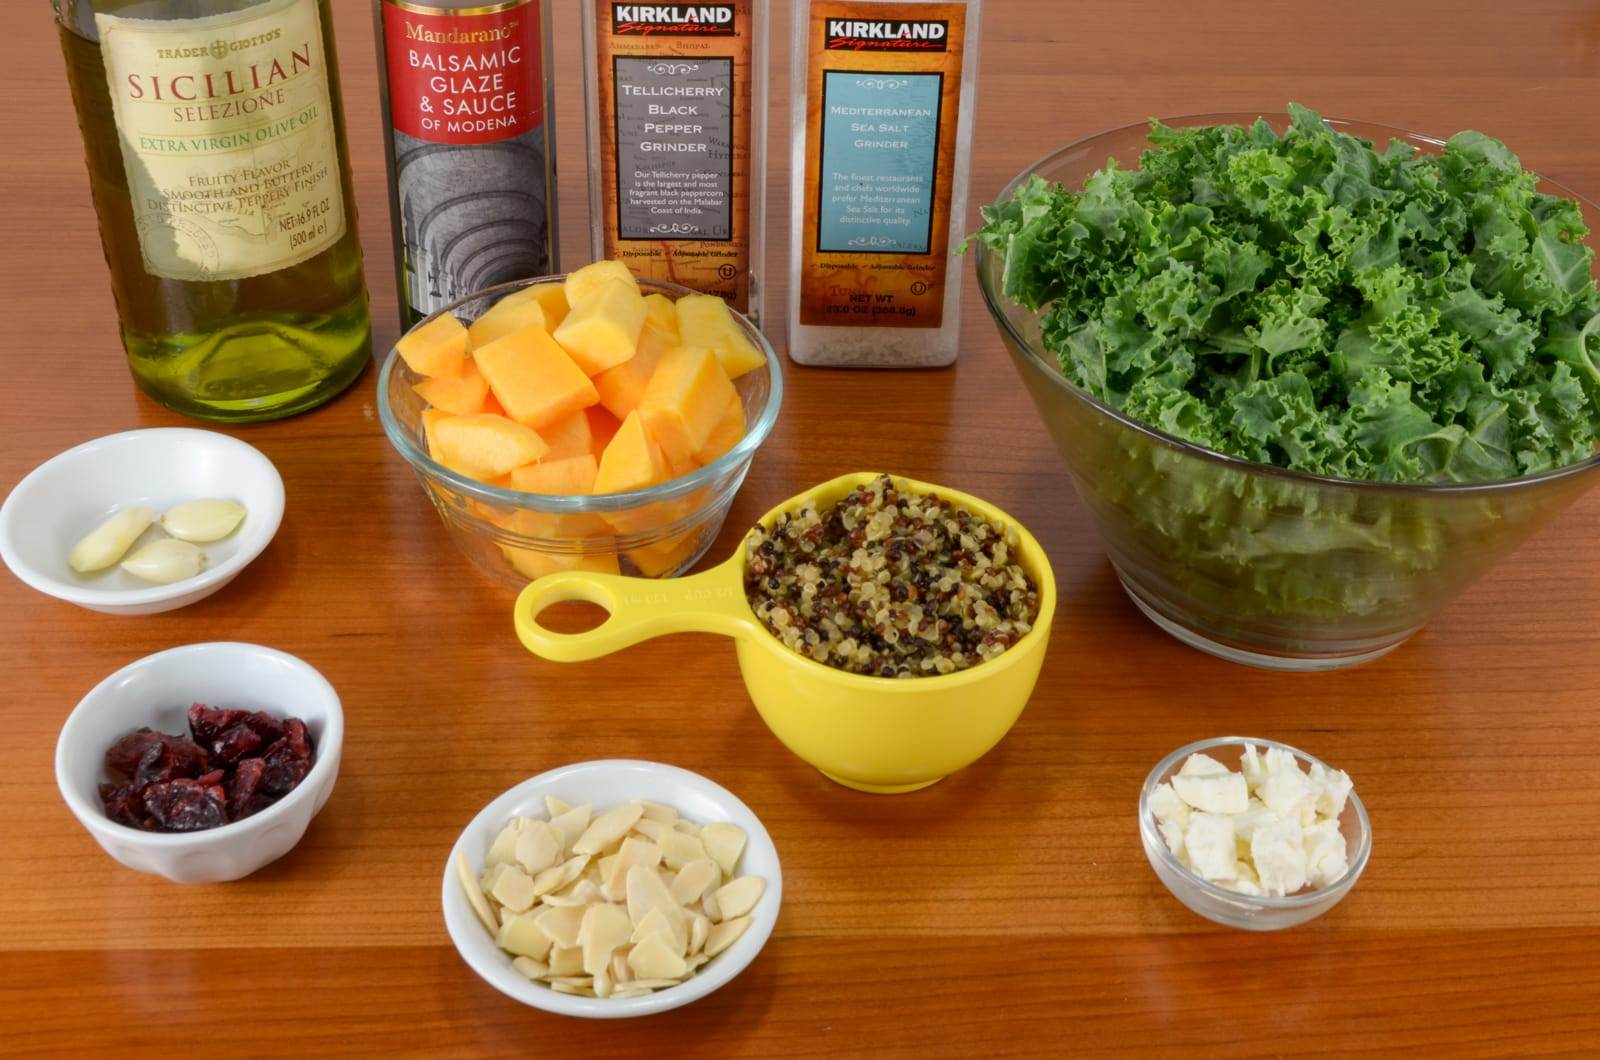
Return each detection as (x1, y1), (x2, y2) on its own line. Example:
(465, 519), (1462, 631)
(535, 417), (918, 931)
(5, 1), (1600, 1055)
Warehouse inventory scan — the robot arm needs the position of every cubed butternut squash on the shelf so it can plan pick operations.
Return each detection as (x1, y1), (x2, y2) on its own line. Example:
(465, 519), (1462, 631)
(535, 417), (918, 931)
(430, 413), (550, 480)
(642, 293), (680, 345)
(396, 312), (469, 378)
(510, 453), (599, 496)
(413, 358), (490, 415)
(500, 281), (570, 330)
(564, 260), (638, 308)
(627, 531), (704, 577)
(586, 406), (622, 454)
(474, 325), (599, 430)
(469, 297), (546, 348)
(674, 295), (766, 379)
(538, 410), (596, 460)
(637, 346), (737, 468)
(501, 545), (621, 582)
(692, 392), (746, 465)
(594, 410), (667, 496)
(553, 279), (648, 376)
(421, 407), (451, 456)
(593, 340), (663, 421)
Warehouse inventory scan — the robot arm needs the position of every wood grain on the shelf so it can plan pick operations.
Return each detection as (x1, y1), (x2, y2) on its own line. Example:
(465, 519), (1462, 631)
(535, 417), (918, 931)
(3, 0), (1600, 1055)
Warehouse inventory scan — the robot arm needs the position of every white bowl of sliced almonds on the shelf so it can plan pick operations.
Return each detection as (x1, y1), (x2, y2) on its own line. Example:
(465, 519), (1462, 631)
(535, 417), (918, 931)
(441, 759), (781, 1018)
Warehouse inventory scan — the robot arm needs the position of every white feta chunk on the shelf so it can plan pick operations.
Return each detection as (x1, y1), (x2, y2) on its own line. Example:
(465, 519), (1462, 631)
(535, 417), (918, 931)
(1239, 743), (1269, 788)
(1229, 798), (1279, 846)
(1178, 752), (1231, 777)
(1184, 812), (1239, 881)
(1173, 769), (1249, 815)
(1250, 817), (1308, 896)
(1308, 763), (1354, 820)
(1258, 757), (1314, 819)
(1303, 818), (1349, 888)
(1148, 782), (1190, 857)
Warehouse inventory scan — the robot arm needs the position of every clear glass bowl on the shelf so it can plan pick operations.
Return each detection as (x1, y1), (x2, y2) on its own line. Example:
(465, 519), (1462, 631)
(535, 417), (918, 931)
(1139, 737), (1371, 931)
(378, 276), (783, 586)
(975, 113), (1600, 670)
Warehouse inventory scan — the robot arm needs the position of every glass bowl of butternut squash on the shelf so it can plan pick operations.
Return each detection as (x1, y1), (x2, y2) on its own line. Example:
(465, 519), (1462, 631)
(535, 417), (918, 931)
(377, 263), (783, 586)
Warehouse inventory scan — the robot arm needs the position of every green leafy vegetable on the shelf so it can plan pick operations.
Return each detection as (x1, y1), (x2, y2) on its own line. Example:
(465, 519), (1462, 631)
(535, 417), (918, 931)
(975, 104), (1600, 483)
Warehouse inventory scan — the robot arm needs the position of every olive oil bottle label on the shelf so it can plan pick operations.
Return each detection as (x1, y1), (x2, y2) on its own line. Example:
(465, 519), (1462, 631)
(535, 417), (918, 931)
(378, 0), (554, 320)
(593, 2), (755, 312)
(797, 2), (967, 328)
(94, 0), (347, 283)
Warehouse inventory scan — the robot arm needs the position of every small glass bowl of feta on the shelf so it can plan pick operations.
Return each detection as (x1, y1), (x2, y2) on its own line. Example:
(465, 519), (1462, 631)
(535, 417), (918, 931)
(1139, 737), (1371, 931)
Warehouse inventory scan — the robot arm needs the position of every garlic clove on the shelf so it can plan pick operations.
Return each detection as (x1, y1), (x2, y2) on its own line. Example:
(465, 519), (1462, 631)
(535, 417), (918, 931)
(69, 506), (155, 573)
(119, 538), (206, 584)
(161, 499), (246, 543)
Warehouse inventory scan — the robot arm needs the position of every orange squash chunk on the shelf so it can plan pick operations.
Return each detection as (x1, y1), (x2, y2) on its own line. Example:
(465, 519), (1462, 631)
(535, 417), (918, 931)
(594, 410), (667, 495)
(586, 406), (622, 454)
(501, 545), (620, 582)
(413, 358), (490, 415)
(482, 391), (507, 416)
(564, 260), (638, 308)
(510, 453), (599, 496)
(593, 339), (663, 421)
(638, 346), (737, 468)
(421, 407), (451, 456)
(430, 413), (550, 480)
(538, 410), (596, 460)
(642, 293), (680, 345)
(507, 282), (571, 330)
(468, 297), (546, 349)
(627, 531), (703, 577)
(553, 279), (647, 376)
(396, 312), (469, 378)
(674, 295), (766, 379)
(474, 325), (599, 430)
(693, 392), (746, 465)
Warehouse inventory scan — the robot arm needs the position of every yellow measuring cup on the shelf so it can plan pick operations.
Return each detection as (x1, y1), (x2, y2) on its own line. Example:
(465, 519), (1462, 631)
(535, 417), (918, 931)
(513, 473), (1057, 793)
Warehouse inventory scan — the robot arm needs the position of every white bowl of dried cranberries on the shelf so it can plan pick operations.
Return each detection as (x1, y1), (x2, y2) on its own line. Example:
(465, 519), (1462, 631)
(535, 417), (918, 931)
(54, 642), (343, 883)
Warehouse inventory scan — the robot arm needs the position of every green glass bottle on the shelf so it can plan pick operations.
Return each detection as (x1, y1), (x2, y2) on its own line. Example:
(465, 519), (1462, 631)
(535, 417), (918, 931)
(54, 0), (371, 422)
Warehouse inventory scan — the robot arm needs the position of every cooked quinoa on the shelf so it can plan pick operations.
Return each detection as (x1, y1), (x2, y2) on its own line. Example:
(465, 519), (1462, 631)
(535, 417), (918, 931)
(743, 475), (1040, 678)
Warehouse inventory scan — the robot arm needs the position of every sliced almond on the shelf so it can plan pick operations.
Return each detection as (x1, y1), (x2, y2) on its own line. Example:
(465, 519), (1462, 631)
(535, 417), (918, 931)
(632, 818), (670, 842)
(498, 905), (521, 928)
(703, 916), (750, 957)
(574, 802), (645, 855)
(456, 853), (500, 936)
(611, 951), (633, 984)
(604, 837), (662, 903)
(485, 822), (525, 868)
(489, 865), (536, 913)
(700, 823), (747, 878)
(714, 876), (765, 921)
(578, 902), (634, 977)
(689, 913), (711, 955)
(638, 801), (678, 823)
(668, 859), (720, 907)
(673, 819), (702, 836)
(511, 956), (549, 980)
(684, 952), (709, 972)
(532, 854), (590, 897)
(610, 988), (652, 999)
(658, 829), (707, 872)
(533, 904), (587, 949)
(550, 982), (593, 997)
(629, 907), (677, 950)
(701, 887), (722, 922)
(497, 914), (554, 960)
(628, 933), (688, 980)
(619, 977), (684, 990)
(594, 966), (614, 998)
(626, 864), (685, 941)
(514, 821), (562, 875)
(545, 795), (572, 817)
(549, 804), (593, 854)
(546, 945), (584, 977)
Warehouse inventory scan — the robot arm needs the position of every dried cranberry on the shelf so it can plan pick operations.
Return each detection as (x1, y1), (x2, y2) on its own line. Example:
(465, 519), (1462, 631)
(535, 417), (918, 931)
(226, 757), (275, 820)
(99, 782), (145, 828)
(196, 769), (225, 787)
(132, 733), (209, 787)
(208, 722), (264, 764)
(141, 779), (226, 832)
(259, 743), (312, 797)
(104, 728), (164, 780)
(187, 703), (247, 744)
(280, 717), (312, 760)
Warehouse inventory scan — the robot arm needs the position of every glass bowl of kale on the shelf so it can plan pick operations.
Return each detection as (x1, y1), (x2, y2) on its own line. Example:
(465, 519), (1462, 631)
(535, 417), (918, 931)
(974, 106), (1600, 670)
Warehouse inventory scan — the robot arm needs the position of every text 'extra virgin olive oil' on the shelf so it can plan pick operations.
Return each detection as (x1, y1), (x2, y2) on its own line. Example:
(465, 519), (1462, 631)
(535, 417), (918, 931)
(373, 0), (559, 330)
(54, 0), (372, 423)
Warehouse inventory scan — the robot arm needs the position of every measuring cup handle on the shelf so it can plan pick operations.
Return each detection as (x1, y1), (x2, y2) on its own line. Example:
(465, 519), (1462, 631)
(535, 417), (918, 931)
(512, 560), (756, 662)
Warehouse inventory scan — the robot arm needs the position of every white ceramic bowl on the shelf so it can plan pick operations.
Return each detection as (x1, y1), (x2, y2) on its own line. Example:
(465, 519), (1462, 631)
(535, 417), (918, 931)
(442, 760), (782, 1018)
(0, 428), (285, 614)
(55, 643), (343, 884)
(1139, 736), (1371, 931)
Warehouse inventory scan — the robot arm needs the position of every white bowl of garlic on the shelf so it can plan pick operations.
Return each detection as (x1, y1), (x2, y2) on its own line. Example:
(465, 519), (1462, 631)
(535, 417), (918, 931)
(1139, 737), (1371, 931)
(0, 428), (283, 615)
(441, 760), (781, 1018)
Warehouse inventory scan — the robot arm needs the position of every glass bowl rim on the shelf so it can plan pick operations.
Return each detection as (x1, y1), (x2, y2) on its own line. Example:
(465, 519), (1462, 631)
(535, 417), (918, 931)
(1138, 734), (1372, 909)
(377, 275), (785, 514)
(974, 110), (1600, 496)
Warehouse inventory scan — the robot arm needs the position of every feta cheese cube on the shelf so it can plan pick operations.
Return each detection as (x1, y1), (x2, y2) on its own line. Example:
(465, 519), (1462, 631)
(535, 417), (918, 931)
(1184, 813), (1239, 881)
(1178, 752), (1230, 777)
(1240, 744), (1269, 787)
(1229, 798), (1278, 846)
(1148, 781), (1190, 857)
(1219, 862), (1262, 896)
(1258, 758), (1314, 819)
(1303, 818), (1349, 887)
(1173, 770), (1249, 815)
(1250, 817), (1308, 896)
(1308, 763), (1354, 820)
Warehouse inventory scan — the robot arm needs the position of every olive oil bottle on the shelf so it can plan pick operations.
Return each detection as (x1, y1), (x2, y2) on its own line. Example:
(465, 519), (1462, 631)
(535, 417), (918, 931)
(54, 0), (370, 422)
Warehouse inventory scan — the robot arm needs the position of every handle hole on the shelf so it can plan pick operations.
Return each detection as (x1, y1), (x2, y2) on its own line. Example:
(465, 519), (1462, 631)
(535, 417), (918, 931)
(534, 599), (613, 635)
